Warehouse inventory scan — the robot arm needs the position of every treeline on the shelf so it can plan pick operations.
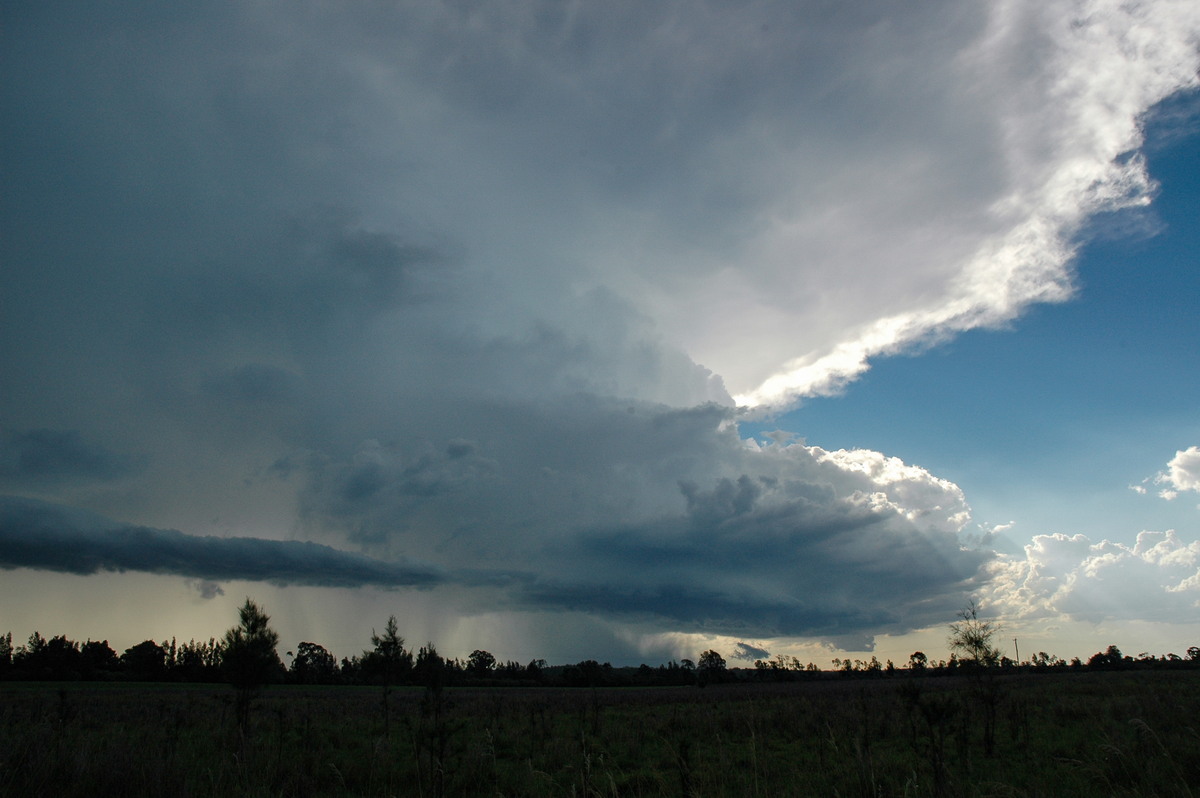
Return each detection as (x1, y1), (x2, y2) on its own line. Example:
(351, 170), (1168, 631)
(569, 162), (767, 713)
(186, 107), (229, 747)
(746, 643), (1200, 682)
(0, 625), (705, 688)
(2, 620), (1198, 687)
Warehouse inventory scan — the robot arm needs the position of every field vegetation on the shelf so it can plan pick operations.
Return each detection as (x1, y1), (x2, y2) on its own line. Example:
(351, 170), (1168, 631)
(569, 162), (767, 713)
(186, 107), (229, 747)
(2, 670), (1198, 797)
(2, 600), (1198, 796)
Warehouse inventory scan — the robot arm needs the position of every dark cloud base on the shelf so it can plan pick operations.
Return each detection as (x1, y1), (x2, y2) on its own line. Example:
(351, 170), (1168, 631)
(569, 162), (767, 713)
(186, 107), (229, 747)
(0, 496), (443, 589)
(1, 488), (986, 645)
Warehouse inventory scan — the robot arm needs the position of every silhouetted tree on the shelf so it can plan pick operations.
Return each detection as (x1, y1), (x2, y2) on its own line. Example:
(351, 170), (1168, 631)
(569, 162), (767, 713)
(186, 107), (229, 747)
(80, 640), (119, 680)
(697, 649), (727, 687)
(525, 658), (547, 683)
(222, 598), (283, 732)
(948, 601), (1001, 668)
(176, 638), (223, 682)
(122, 640), (168, 681)
(290, 641), (337, 684)
(468, 649), (496, 677)
(364, 615), (412, 686)
(364, 615), (411, 736)
(14, 631), (47, 670)
(948, 602), (1002, 755)
(414, 642), (447, 692)
(909, 651), (928, 672)
(22, 634), (83, 680)
(1088, 644), (1127, 669)
(0, 632), (11, 676)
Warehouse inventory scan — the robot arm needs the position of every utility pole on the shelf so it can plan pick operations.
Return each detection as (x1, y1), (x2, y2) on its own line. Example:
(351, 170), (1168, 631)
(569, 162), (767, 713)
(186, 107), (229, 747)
(1013, 637), (1020, 666)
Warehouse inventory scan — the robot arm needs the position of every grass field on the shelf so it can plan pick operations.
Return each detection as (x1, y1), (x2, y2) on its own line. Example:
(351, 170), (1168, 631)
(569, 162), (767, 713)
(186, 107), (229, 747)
(2, 671), (1197, 797)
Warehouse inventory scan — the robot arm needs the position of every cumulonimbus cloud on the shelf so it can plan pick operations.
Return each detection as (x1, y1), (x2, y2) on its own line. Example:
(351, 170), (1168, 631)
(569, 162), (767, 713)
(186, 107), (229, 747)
(2, 0), (1198, 651)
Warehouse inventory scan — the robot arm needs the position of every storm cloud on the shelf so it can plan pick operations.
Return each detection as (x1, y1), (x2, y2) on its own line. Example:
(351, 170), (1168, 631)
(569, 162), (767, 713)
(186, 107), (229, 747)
(2, 0), (1198, 654)
(0, 407), (991, 642)
(0, 429), (143, 486)
(0, 496), (445, 589)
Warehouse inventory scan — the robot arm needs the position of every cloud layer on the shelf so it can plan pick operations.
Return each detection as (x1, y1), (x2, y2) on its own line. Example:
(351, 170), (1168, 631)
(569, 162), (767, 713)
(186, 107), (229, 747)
(2, 0), (1199, 650)
(0, 496), (444, 589)
(0, 413), (991, 643)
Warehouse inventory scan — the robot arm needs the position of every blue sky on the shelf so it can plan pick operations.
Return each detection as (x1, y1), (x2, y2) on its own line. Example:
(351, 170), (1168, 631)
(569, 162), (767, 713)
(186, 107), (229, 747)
(2, 0), (1199, 667)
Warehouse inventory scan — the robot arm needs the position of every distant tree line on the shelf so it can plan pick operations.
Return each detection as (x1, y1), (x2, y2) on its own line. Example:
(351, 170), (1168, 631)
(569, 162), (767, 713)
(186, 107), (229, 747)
(1, 605), (1197, 687)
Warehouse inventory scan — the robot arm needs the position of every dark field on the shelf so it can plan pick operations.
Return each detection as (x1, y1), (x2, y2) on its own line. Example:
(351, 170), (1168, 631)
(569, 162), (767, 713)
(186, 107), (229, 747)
(2, 671), (1197, 797)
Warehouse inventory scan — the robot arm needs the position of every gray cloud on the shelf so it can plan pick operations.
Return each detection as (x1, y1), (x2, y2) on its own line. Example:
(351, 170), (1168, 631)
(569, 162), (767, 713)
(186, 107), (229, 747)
(0, 402), (991, 641)
(0, 429), (144, 487)
(2, 0), (1196, 652)
(188, 579), (226, 600)
(731, 642), (771, 663)
(0, 496), (444, 590)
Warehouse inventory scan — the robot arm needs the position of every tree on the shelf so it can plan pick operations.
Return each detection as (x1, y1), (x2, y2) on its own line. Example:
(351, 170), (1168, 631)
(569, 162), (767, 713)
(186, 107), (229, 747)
(13, 631), (47, 673)
(1088, 644), (1126, 669)
(80, 640), (119, 680)
(290, 641), (337, 684)
(0, 632), (11, 675)
(467, 649), (496, 677)
(948, 602), (1002, 755)
(947, 601), (1001, 668)
(365, 615), (412, 737)
(414, 642), (447, 692)
(17, 634), (82, 680)
(364, 615), (412, 686)
(525, 658), (547, 683)
(121, 640), (167, 681)
(222, 598), (282, 731)
(697, 649), (727, 687)
(176, 638), (223, 682)
(908, 651), (928, 672)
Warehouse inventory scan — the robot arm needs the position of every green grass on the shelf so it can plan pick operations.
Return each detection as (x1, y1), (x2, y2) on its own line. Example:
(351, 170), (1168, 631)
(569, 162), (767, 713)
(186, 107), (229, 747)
(2, 671), (1197, 796)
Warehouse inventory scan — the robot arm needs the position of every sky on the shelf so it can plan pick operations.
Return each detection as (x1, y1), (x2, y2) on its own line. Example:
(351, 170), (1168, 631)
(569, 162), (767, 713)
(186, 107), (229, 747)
(2, 0), (1199, 668)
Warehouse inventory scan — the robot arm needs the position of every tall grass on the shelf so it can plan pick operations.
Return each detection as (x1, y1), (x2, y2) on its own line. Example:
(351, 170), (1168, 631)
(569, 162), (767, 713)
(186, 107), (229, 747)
(1, 671), (1197, 796)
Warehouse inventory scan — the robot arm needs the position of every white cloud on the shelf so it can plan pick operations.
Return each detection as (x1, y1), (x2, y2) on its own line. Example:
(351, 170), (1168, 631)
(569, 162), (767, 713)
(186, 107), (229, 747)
(1155, 446), (1200, 499)
(989, 529), (1200, 622)
(734, 0), (1200, 407)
